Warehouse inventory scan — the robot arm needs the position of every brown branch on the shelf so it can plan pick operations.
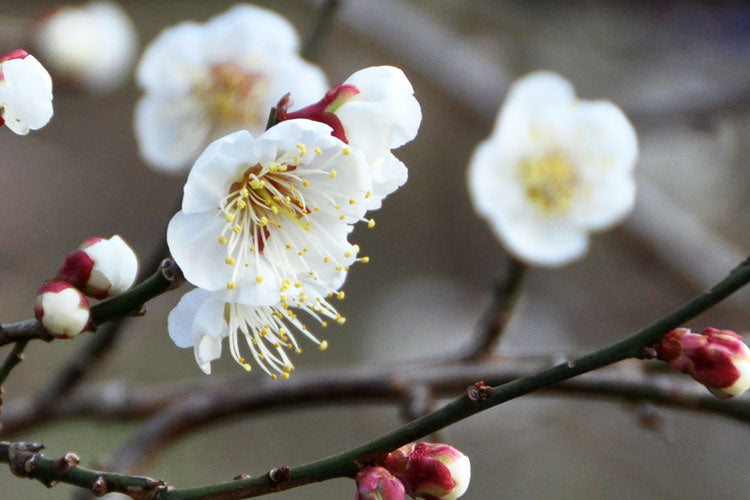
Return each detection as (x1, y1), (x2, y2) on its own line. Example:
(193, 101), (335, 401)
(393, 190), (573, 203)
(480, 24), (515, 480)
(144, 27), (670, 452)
(0, 320), (53, 346)
(60, 358), (746, 474)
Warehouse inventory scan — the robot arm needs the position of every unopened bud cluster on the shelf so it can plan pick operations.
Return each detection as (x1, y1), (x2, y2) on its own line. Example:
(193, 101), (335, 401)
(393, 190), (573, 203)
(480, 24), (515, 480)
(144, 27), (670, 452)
(653, 327), (750, 399)
(355, 442), (471, 500)
(34, 235), (138, 338)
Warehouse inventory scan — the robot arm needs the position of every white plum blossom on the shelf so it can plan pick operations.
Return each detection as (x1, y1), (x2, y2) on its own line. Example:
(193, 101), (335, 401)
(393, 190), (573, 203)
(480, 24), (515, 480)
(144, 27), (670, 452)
(34, 281), (90, 338)
(33, 1), (138, 94)
(167, 119), (371, 307)
(279, 66), (422, 209)
(0, 49), (53, 135)
(135, 4), (328, 172)
(168, 282), (344, 377)
(57, 235), (139, 299)
(467, 71), (638, 267)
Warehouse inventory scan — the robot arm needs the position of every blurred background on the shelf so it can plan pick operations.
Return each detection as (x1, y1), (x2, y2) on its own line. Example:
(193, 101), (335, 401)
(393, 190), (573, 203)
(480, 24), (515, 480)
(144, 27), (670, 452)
(0, 0), (749, 498)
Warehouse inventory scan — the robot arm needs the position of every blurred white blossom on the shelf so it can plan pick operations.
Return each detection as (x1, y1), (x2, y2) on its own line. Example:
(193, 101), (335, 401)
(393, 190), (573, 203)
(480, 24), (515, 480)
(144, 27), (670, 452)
(135, 4), (328, 172)
(467, 71), (638, 266)
(34, 1), (138, 94)
(0, 49), (53, 135)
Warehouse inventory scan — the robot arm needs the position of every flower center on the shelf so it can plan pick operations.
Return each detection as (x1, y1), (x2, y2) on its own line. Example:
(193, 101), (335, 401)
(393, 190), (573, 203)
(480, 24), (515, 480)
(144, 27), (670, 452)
(518, 153), (577, 215)
(217, 142), (369, 290)
(194, 63), (269, 128)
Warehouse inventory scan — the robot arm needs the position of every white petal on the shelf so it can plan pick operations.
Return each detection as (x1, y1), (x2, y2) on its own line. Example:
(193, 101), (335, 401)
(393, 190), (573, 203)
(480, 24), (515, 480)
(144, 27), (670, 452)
(365, 152), (408, 210)
(136, 22), (207, 92)
(167, 211), (232, 292)
(195, 334), (223, 374)
(182, 130), (258, 213)
(168, 288), (212, 348)
(338, 66), (422, 155)
(204, 4), (300, 56)
(134, 94), (209, 172)
(572, 175), (636, 230)
(497, 211), (589, 267)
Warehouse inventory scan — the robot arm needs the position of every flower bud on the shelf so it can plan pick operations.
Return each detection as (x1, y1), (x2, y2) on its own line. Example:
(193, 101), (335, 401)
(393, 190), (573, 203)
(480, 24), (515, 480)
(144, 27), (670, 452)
(383, 442), (471, 500)
(654, 327), (750, 399)
(355, 466), (405, 500)
(34, 281), (90, 338)
(0, 49), (53, 135)
(58, 235), (138, 299)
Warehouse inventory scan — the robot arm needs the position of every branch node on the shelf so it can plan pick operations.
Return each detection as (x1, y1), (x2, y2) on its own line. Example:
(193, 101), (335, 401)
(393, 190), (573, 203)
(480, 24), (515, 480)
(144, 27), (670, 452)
(51, 452), (80, 475)
(567, 360), (576, 369)
(91, 475), (108, 497)
(268, 466), (291, 485)
(466, 381), (493, 403)
(160, 258), (184, 290)
(126, 478), (169, 500)
(7, 442), (42, 478)
(234, 473), (252, 480)
(640, 346), (658, 359)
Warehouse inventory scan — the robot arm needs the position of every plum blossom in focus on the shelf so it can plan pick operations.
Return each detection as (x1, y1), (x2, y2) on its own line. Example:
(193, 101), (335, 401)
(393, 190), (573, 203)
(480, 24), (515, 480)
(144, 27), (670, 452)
(57, 235), (139, 299)
(34, 281), (90, 338)
(34, 1), (138, 94)
(0, 49), (53, 135)
(166, 119), (374, 375)
(279, 66), (422, 209)
(135, 4), (328, 172)
(467, 71), (637, 267)
(653, 327), (750, 399)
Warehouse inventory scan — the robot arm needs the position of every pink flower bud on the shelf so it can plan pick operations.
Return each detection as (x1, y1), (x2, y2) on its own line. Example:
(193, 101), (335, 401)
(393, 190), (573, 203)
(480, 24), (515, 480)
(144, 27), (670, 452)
(58, 235), (138, 299)
(383, 443), (471, 500)
(654, 327), (750, 399)
(34, 281), (90, 338)
(355, 466), (405, 500)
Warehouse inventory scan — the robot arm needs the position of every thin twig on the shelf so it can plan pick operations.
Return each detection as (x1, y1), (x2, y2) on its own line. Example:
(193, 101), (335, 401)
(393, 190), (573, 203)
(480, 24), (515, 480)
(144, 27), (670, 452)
(0, 341), (29, 387)
(302, 0), (341, 61)
(462, 257), (526, 360)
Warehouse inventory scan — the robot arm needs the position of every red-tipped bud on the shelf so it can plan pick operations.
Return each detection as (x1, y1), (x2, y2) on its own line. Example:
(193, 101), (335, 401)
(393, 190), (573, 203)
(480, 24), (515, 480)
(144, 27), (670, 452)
(58, 235), (138, 299)
(34, 281), (90, 338)
(383, 442), (471, 500)
(654, 327), (750, 399)
(276, 82), (360, 143)
(355, 466), (405, 500)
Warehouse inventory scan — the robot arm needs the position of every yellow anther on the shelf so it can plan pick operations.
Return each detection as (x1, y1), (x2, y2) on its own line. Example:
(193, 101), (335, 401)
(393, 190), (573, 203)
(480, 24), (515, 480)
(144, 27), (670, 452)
(260, 216), (268, 226)
(337, 291), (345, 300)
(236, 200), (247, 209)
(335, 265), (343, 271)
(250, 178), (261, 189)
(335, 204), (341, 210)
(303, 180), (310, 187)
(344, 251), (352, 258)
(256, 276), (263, 283)
(344, 266), (350, 271)
(313, 207), (320, 212)
(342, 147), (351, 155)
(241, 188), (250, 198)
(225, 213), (235, 222)
(271, 206), (279, 215)
(293, 156), (300, 164)
(365, 191), (372, 199)
(330, 170), (337, 179)
(225, 257), (235, 265)
(271, 374), (277, 380)
(219, 236), (228, 245)
(286, 244), (292, 249)
(336, 316), (346, 325)
(321, 321), (328, 328)
(295, 282), (302, 288)
(368, 218), (376, 229)
(249, 246), (256, 252)
(242, 363), (252, 372)
(281, 372), (290, 379)
(361, 256), (370, 263)
(353, 244), (360, 252)
(227, 281), (237, 290)
(323, 257), (330, 263)
(319, 340), (329, 351)
(233, 225), (242, 234)
(349, 199), (355, 205)
(295, 348), (302, 354)
(339, 215), (345, 220)
(314, 147), (322, 155)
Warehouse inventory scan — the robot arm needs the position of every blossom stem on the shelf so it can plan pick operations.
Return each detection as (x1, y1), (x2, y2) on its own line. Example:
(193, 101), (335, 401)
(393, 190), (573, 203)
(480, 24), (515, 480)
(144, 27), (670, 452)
(0, 340), (29, 386)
